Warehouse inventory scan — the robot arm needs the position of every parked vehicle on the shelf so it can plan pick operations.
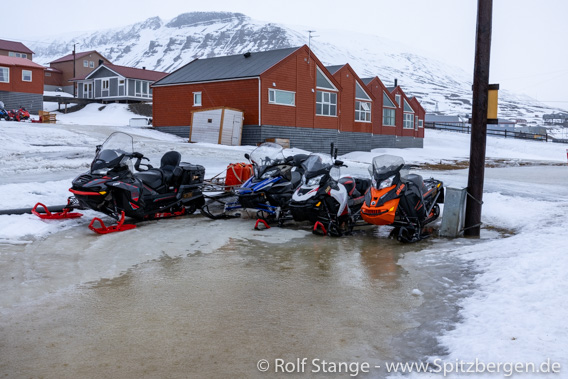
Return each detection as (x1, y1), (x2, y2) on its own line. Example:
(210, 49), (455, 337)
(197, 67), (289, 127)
(360, 155), (444, 242)
(0, 108), (9, 121)
(16, 107), (30, 121)
(4, 107), (30, 122)
(201, 142), (308, 226)
(70, 132), (205, 233)
(289, 151), (371, 236)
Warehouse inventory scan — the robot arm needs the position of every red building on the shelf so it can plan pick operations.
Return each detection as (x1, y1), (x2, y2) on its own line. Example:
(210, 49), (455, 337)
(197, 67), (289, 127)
(0, 56), (44, 114)
(153, 45), (424, 152)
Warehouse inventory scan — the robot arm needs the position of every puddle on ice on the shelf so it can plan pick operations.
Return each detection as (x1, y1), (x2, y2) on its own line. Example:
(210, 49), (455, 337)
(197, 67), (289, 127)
(0, 217), (482, 378)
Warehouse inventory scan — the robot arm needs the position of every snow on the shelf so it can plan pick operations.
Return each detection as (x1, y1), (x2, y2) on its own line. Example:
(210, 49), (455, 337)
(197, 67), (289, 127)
(1, 104), (568, 375)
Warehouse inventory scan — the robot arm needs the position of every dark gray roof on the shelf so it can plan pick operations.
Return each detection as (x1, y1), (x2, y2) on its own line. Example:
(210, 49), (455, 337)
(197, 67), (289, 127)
(325, 65), (344, 75)
(386, 86), (396, 92)
(361, 77), (374, 85)
(154, 47), (300, 86)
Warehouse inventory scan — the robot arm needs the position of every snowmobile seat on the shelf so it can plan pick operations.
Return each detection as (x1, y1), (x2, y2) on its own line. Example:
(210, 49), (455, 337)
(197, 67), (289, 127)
(135, 151), (182, 190)
(403, 174), (426, 196)
(160, 151), (182, 185)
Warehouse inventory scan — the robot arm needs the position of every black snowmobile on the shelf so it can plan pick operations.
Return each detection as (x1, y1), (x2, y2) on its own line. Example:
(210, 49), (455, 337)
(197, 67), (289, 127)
(70, 132), (205, 233)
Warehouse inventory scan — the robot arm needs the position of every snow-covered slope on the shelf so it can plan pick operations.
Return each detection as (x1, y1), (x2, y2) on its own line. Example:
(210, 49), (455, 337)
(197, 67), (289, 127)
(29, 11), (561, 122)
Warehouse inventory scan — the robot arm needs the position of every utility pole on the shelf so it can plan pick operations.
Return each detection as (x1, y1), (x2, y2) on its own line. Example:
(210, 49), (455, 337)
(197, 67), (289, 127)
(464, 0), (493, 237)
(72, 43), (77, 97)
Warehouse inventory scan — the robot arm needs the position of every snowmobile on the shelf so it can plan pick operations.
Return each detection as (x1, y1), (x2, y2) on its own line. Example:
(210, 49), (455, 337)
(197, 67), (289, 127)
(289, 148), (371, 236)
(16, 107), (30, 121)
(70, 132), (205, 233)
(360, 155), (444, 243)
(201, 142), (308, 227)
(0, 107), (9, 121)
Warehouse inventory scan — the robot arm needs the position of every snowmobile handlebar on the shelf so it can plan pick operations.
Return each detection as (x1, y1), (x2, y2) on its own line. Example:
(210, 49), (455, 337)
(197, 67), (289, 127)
(133, 153), (152, 171)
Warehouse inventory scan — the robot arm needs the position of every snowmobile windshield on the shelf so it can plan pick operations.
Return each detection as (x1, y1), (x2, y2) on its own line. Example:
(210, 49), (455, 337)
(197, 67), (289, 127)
(369, 155), (405, 182)
(302, 153), (334, 179)
(249, 142), (286, 177)
(91, 132), (134, 174)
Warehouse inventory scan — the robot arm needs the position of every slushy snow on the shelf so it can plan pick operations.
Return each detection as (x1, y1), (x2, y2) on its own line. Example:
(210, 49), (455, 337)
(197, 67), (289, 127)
(1, 104), (567, 377)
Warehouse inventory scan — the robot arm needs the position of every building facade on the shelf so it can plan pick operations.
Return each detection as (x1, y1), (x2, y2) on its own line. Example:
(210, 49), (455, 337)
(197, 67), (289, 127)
(153, 45), (424, 153)
(0, 56), (44, 114)
(75, 64), (167, 102)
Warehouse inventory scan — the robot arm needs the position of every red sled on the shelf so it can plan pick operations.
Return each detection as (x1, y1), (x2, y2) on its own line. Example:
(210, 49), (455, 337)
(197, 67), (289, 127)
(32, 202), (83, 219)
(88, 211), (136, 234)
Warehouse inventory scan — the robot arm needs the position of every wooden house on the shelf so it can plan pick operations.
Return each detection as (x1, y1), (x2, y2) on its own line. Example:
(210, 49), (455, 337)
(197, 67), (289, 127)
(75, 63), (167, 102)
(0, 56), (44, 114)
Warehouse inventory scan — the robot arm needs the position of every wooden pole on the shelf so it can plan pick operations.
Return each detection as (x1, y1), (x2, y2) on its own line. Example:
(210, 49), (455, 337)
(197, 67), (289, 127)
(464, 0), (493, 237)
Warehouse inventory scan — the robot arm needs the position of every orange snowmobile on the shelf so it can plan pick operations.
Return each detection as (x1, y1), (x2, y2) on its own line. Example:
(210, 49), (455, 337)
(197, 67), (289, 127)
(361, 155), (444, 242)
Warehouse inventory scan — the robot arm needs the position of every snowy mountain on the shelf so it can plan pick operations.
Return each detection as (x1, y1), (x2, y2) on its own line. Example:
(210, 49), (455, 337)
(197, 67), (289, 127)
(29, 11), (560, 122)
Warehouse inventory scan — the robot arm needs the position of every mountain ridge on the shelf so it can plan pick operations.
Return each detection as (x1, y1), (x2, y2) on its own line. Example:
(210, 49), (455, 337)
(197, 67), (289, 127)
(29, 11), (561, 123)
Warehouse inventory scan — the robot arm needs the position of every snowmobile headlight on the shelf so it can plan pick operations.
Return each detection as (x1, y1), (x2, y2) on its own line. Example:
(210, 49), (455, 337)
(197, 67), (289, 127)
(92, 168), (110, 175)
(261, 169), (278, 179)
(379, 175), (395, 190)
(307, 174), (324, 186)
(364, 189), (372, 205)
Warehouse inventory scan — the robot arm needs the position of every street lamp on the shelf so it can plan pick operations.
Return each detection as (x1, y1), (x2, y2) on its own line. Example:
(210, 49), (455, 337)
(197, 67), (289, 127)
(72, 42), (78, 97)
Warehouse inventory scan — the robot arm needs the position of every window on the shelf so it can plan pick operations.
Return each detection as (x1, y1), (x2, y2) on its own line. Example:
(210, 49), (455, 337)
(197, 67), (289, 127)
(316, 67), (337, 90)
(9, 52), (27, 58)
(355, 101), (371, 122)
(89, 61), (94, 68)
(142, 82), (149, 97)
(355, 82), (371, 122)
(316, 91), (337, 116)
(0, 67), (9, 83)
(418, 119), (424, 128)
(403, 99), (414, 112)
(395, 94), (401, 106)
(45, 72), (51, 77)
(102, 79), (109, 90)
(403, 99), (415, 129)
(22, 70), (32, 82)
(135, 80), (141, 96)
(383, 108), (395, 126)
(268, 89), (295, 106)
(383, 92), (396, 126)
(404, 113), (414, 129)
(83, 60), (89, 68)
(193, 92), (202, 106)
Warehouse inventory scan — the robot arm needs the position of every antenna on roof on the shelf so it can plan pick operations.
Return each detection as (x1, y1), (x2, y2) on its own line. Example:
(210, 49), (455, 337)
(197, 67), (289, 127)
(308, 30), (317, 64)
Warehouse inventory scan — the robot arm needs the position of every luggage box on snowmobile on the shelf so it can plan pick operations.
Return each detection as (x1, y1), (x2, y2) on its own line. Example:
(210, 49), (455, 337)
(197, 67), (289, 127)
(178, 163), (205, 187)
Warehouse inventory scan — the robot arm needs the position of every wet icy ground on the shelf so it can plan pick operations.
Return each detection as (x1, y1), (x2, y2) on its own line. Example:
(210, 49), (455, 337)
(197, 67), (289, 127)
(1, 109), (567, 377)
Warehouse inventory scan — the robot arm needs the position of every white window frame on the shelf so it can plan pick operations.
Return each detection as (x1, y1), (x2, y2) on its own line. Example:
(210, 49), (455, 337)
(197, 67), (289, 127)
(316, 66), (337, 91)
(418, 119), (424, 128)
(83, 60), (89, 68)
(193, 92), (202, 106)
(316, 90), (337, 117)
(22, 70), (32, 82)
(83, 82), (93, 98)
(404, 113), (415, 129)
(395, 94), (401, 107)
(0, 66), (9, 83)
(142, 81), (149, 97)
(355, 101), (371, 122)
(268, 88), (295, 106)
(89, 61), (94, 68)
(102, 79), (110, 93)
(383, 108), (395, 127)
(383, 91), (396, 126)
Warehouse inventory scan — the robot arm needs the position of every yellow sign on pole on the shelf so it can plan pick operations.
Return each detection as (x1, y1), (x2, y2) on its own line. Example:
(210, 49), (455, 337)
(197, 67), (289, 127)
(487, 84), (499, 121)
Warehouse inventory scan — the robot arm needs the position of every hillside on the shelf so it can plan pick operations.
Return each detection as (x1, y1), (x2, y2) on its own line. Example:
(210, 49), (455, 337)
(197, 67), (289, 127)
(29, 11), (562, 123)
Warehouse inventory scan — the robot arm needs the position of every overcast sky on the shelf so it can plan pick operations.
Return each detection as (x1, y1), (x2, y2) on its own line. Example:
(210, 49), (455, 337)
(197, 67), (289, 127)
(3, 0), (567, 111)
